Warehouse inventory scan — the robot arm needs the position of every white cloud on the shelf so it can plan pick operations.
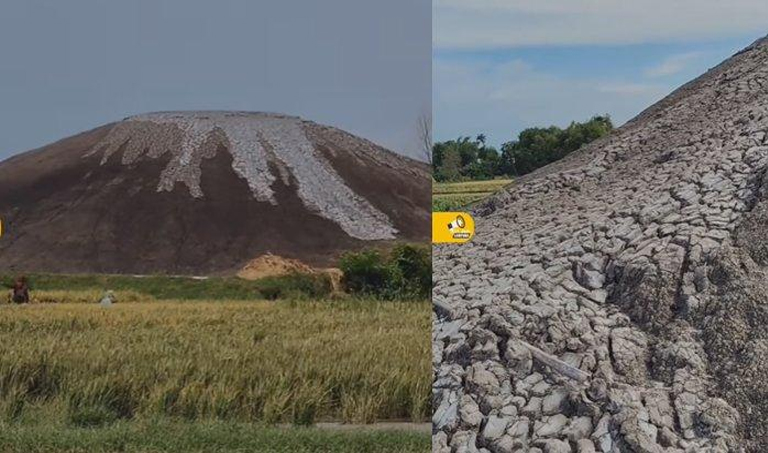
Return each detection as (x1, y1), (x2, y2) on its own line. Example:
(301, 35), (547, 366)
(435, 0), (768, 49)
(434, 57), (670, 145)
(644, 52), (705, 77)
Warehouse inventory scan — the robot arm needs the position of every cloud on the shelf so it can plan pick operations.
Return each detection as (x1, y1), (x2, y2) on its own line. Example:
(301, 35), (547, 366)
(434, 57), (671, 145)
(434, 0), (768, 49)
(644, 52), (705, 77)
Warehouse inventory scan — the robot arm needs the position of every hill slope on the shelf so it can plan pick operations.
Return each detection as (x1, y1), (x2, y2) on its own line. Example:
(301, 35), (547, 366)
(433, 36), (768, 452)
(0, 111), (430, 274)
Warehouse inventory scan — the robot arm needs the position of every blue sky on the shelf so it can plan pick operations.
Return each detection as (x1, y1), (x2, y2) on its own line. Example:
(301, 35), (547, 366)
(0, 0), (430, 161)
(434, 0), (768, 147)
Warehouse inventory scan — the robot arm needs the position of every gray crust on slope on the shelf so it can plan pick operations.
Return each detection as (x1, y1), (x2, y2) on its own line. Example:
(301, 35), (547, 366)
(433, 36), (768, 453)
(86, 111), (398, 241)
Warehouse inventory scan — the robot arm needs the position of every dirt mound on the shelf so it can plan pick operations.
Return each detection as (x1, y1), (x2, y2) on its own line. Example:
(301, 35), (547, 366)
(237, 254), (315, 280)
(238, 254), (345, 294)
(433, 36), (768, 452)
(0, 111), (430, 274)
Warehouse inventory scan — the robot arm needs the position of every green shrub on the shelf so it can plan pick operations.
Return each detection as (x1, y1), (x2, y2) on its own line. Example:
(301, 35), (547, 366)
(390, 245), (431, 300)
(432, 197), (467, 212)
(338, 250), (391, 296)
(339, 245), (431, 300)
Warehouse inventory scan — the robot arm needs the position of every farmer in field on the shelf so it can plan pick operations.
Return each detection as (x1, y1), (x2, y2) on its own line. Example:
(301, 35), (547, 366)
(8, 275), (30, 304)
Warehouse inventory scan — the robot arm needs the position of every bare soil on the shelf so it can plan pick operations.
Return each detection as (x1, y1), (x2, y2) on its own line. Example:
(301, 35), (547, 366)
(0, 116), (430, 275)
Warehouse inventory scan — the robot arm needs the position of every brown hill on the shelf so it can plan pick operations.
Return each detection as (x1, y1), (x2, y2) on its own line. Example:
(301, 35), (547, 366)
(433, 36), (768, 452)
(0, 111), (430, 274)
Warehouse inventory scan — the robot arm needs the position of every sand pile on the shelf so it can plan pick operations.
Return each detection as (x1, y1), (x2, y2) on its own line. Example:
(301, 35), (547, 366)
(236, 254), (315, 280)
(237, 254), (344, 294)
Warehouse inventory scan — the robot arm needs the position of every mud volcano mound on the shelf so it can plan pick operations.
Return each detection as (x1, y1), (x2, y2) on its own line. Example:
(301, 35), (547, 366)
(0, 111), (430, 274)
(433, 37), (768, 452)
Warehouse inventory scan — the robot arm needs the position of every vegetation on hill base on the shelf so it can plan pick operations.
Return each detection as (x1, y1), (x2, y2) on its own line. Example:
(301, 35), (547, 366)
(339, 244), (431, 300)
(0, 273), (332, 301)
(0, 419), (430, 453)
(432, 179), (512, 212)
(432, 115), (613, 182)
(0, 299), (430, 428)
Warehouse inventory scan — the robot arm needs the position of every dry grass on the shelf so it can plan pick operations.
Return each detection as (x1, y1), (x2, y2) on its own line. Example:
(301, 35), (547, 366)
(432, 179), (512, 195)
(432, 179), (512, 211)
(0, 299), (430, 427)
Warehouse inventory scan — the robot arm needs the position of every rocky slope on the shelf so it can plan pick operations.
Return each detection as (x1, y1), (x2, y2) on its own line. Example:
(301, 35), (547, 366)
(0, 111), (430, 274)
(433, 36), (768, 452)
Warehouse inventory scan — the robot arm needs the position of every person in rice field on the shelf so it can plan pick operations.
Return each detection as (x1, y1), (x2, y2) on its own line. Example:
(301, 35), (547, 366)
(100, 290), (115, 307)
(8, 275), (30, 304)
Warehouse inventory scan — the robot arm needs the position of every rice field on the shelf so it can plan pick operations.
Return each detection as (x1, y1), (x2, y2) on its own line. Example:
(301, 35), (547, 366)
(0, 419), (430, 453)
(432, 179), (512, 211)
(0, 299), (430, 428)
(0, 273), (328, 301)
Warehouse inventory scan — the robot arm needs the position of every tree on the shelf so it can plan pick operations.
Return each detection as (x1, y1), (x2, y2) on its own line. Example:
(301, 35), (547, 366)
(432, 115), (612, 181)
(432, 135), (499, 182)
(438, 145), (462, 182)
(501, 115), (613, 176)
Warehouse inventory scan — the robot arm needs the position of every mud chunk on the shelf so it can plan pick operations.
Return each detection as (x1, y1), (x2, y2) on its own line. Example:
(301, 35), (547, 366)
(434, 390), (460, 431)
(575, 439), (597, 453)
(564, 416), (593, 441)
(543, 439), (572, 453)
(460, 394), (484, 428)
(610, 328), (648, 384)
(542, 388), (569, 415)
(534, 414), (569, 437)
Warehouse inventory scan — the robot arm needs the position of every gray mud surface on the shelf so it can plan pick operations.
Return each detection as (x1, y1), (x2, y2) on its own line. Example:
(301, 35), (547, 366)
(433, 36), (768, 453)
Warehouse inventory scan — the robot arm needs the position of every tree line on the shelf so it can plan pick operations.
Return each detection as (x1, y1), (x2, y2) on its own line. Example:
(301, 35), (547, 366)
(432, 115), (614, 182)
